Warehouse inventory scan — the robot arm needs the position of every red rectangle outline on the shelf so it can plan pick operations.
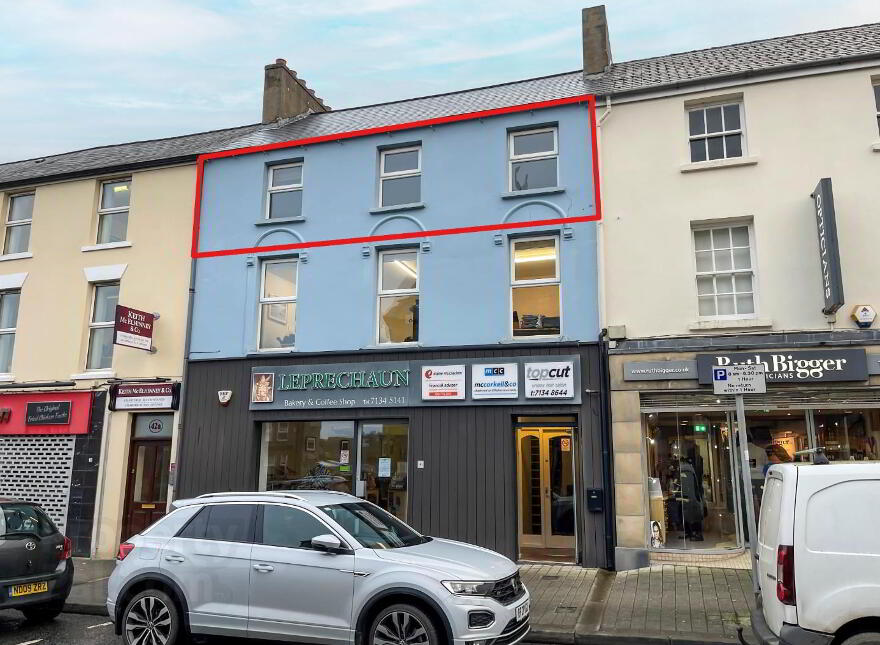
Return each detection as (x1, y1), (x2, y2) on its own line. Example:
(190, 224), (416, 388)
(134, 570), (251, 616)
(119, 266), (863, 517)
(191, 93), (601, 259)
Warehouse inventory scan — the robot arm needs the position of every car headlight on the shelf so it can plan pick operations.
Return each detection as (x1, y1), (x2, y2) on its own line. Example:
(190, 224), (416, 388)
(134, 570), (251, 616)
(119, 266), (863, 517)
(442, 580), (495, 596)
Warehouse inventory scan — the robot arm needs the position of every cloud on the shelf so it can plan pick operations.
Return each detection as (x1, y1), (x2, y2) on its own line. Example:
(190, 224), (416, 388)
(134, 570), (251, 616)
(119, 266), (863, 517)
(3, 0), (237, 55)
(1, 0), (878, 162)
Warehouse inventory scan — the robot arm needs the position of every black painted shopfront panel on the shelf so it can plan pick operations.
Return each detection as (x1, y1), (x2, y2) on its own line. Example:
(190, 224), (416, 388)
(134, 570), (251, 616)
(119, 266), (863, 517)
(177, 343), (609, 567)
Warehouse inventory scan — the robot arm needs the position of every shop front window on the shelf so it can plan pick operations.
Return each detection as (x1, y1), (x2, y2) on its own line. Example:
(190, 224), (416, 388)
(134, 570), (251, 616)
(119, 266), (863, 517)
(813, 409), (880, 462)
(743, 410), (809, 521)
(359, 421), (409, 521)
(261, 421), (355, 493)
(644, 411), (740, 550)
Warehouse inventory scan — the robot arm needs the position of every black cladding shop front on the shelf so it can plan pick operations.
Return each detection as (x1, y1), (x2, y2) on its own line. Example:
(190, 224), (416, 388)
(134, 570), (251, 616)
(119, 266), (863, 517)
(176, 344), (613, 568)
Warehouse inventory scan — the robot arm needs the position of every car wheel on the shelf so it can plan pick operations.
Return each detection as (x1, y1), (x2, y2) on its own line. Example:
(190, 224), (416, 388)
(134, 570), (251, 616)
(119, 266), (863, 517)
(369, 603), (439, 645)
(841, 634), (880, 645)
(122, 589), (180, 645)
(21, 601), (64, 623)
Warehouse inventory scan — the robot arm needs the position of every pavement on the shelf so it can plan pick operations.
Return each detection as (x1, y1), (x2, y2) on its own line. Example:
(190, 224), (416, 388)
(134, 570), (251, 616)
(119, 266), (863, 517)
(1, 558), (756, 645)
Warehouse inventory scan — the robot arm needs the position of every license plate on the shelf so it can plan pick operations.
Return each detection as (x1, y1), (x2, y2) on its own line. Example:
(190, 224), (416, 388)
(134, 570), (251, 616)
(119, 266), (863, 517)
(10, 582), (48, 597)
(515, 600), (530, 621)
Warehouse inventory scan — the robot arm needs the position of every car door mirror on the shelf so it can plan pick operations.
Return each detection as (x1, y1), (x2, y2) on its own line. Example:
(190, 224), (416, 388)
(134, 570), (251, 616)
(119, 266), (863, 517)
(311, 534), (342, 553)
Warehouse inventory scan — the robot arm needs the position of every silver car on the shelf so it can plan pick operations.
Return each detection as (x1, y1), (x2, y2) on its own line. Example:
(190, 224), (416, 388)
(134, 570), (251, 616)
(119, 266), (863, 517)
(107, 490), (530, 645)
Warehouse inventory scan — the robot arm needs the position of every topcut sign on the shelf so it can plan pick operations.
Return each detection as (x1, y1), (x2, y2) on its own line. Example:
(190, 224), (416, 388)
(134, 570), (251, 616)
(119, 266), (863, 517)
(114, 305), (156, 352)
(812, 178), (845, 315)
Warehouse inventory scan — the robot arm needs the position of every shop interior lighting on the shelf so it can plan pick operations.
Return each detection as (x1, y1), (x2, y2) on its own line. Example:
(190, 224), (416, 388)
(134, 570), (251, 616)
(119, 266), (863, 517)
(393, 259), (418, 279)
(113, 185), (129, 192)
(514, 253), (556, 263)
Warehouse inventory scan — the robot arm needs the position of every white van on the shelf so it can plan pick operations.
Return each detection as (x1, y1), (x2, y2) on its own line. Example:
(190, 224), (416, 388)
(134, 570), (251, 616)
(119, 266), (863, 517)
(747, 462), (880, 645)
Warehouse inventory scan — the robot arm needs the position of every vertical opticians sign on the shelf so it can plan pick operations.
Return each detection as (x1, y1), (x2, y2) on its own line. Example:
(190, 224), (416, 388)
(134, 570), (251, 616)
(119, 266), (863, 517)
(114, 305), (156, 351)
(812, 178), (845, 315)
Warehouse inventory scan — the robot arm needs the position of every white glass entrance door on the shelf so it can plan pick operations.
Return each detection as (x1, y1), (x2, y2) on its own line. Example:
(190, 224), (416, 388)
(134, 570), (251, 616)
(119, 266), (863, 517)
(517, 426), (576, 562)
(357, 421), (409, 522)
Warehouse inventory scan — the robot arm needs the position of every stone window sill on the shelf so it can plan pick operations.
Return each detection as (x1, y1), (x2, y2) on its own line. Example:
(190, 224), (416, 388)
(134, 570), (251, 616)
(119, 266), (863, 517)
(688, 317), (773, 331)
(0, 252), (33, 262)
(872, 142), (880, 152)
(680, 156), (760, 173)
(0, 374), (14, 383)
(255, 216), (305, 226)
(71, 369), (116, 380)
(501, 186), (565, 199)
(369, 202), (425, 215)
(81, 241), (132, 252)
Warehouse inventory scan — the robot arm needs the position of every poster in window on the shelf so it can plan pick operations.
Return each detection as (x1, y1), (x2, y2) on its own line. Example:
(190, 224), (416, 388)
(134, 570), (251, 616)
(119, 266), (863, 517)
(305, 436), (316, 452)
(268, 303), (288, 324)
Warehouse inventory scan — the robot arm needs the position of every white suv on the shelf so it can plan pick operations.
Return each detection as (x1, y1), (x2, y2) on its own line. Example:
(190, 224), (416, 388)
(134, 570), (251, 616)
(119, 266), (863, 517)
(107, 490), (530, 645)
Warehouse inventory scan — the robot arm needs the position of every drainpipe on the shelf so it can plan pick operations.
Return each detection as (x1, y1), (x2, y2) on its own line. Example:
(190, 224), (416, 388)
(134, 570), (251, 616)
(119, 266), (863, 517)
(597, 329), (616, 569)
(171, 256), (198, 502)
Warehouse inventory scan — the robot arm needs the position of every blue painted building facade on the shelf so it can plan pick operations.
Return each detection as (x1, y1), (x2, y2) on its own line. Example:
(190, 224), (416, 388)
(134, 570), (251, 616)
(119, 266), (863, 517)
(190, 103), (599, 357)
(178, 75), (613, 569)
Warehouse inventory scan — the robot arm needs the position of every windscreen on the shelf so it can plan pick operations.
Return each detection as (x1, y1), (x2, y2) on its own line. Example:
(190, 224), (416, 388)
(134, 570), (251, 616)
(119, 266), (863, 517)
(320, 501), (428, 549)
(0, 503), (57, 539)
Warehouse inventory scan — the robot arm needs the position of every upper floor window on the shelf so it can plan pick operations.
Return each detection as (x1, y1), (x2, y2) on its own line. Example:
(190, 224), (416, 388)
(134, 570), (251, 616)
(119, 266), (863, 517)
(4, 193), (34, 255)
(693, 224), (755, 318)
(509, 127), (558, 192)
(688, 103), (744, 162)
(0, 291), (20, 373)
(86, 282), (119, 370)
(873, 81), (880, 135)
(259, 259), (297, 350)
(378, 249), (419, 344)
(379, 147), (421, 207)
(97, 179), (131, 244)
(267, 164), (303, 219)
(511, 236), (560, 337)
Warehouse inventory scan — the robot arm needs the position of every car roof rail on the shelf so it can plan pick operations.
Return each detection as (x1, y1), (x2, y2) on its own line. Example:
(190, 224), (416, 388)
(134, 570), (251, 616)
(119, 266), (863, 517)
(196, 491), (306, 501)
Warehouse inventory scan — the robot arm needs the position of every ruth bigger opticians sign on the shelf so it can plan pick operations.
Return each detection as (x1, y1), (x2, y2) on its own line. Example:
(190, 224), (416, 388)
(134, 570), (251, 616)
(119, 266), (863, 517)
(697, 348), (868, 384)
(250, 356), (581, 410)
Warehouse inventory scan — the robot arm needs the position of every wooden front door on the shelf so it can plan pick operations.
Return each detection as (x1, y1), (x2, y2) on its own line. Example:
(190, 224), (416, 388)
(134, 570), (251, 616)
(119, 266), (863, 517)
(122, 439), (171, 540)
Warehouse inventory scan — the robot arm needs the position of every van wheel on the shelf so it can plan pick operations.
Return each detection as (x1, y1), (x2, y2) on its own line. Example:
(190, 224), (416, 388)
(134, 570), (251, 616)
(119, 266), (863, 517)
(22, 601), (64, 623)
(122, 589), (180, 645)
(841, 634), (880, 645)
(368, 603), (439, 645)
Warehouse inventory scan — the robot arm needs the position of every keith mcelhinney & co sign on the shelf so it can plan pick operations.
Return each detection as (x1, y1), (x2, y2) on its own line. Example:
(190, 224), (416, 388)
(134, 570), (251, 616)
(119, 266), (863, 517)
(250, 356), (581, 410)
(697, 348), (868, 384)
(114, 305), (156, 352)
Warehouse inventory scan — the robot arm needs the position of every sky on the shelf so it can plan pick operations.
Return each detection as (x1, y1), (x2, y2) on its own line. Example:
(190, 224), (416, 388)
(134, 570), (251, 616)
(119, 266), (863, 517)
(1, 0), (878, 163)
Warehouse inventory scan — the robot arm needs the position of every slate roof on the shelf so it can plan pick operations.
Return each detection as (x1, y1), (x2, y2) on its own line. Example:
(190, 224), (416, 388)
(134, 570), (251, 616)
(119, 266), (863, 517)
(2, 22), (879, 185)
(229, 22), (880, 150)
(0, 123), (264, 188)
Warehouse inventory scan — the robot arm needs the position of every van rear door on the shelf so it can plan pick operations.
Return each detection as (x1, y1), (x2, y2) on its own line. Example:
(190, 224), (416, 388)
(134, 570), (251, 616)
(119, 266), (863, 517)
(757, 466), (797, 636)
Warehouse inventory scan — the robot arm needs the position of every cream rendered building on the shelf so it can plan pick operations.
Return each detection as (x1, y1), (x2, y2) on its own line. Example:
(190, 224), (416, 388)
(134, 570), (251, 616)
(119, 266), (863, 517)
(588, 22), (880, 566)
(0, 125), (259, 558)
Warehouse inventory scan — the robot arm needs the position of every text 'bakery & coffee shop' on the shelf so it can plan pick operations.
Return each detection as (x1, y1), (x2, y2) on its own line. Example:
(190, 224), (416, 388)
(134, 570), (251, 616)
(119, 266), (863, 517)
(176, 344), (614, 568)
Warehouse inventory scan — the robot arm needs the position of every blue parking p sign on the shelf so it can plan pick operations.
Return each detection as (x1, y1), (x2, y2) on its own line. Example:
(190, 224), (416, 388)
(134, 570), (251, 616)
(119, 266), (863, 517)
(713, 368), (728, 381)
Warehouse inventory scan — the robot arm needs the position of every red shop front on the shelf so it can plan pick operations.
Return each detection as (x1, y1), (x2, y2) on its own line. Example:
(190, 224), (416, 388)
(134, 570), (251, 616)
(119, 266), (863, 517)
(0, 390), (105, 555)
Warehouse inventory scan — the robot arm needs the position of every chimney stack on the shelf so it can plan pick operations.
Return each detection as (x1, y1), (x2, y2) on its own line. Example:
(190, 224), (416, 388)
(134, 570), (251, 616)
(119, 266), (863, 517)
(262, 59), (329, 124)
(582, 5), (612, 75)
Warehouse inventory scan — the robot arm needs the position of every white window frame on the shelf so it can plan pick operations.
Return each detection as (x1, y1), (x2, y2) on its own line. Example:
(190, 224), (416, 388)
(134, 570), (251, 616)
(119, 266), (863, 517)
(0, 290), (19, 375)
(378, 146), (421, 208)
(86, 281), (119, 371)
(4, 193), (34, 255)
(266, 163), (304, 220)
(873, 81), (880, 135)
(258, 258), (298, 352)
(97, 178), (131, 244)
(691, 221), (758, 320)
(376, 248), (419, 346)
(686, 102), (746, 163)
(510, 235), (562, 338)
(508, 127), (559, 192)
